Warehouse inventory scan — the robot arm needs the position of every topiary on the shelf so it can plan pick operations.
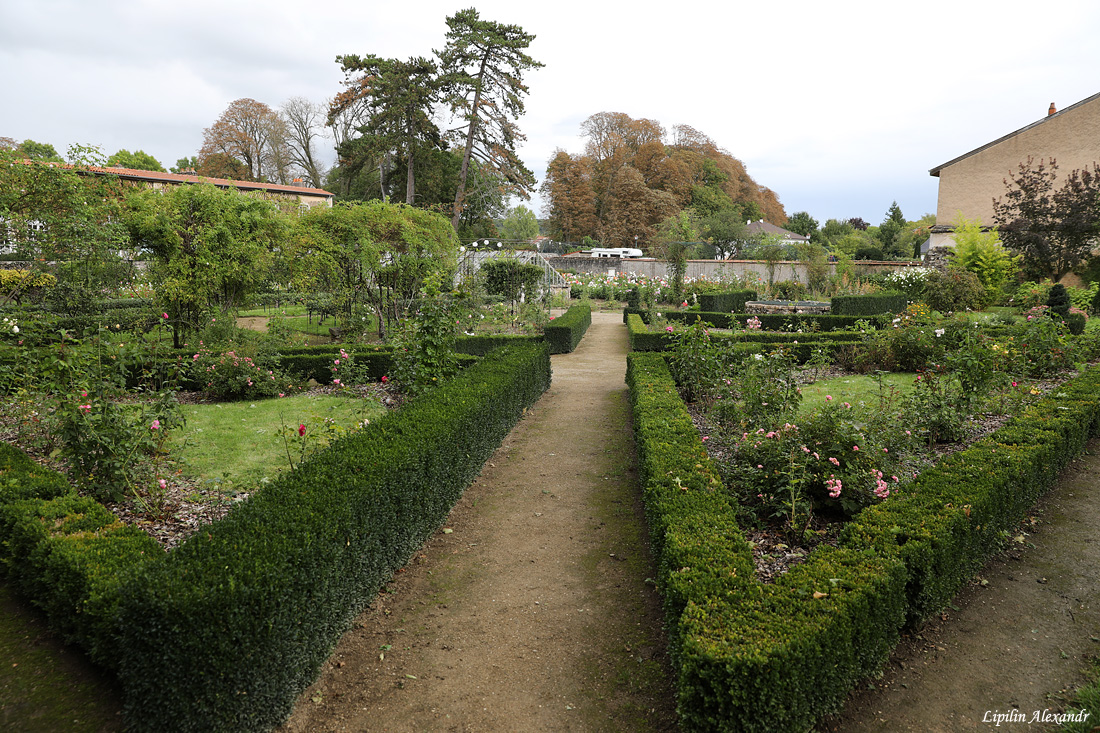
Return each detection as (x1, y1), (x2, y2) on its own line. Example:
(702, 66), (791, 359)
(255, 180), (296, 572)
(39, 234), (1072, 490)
(1047, 283), (1071, 317)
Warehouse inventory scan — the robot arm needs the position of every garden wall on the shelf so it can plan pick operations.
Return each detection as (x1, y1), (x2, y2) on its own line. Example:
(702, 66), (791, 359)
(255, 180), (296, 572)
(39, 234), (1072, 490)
(553, 256), (925, 282)
(626, 352), (1100, 732)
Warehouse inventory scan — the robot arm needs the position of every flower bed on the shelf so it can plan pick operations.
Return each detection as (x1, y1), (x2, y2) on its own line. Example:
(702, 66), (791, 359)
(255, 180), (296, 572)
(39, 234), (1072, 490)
(627, 350), (1100, 732)
(0, 342), (551, 732)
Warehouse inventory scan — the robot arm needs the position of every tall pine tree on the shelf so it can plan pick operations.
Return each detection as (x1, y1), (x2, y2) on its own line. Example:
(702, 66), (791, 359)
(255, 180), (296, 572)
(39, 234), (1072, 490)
(436, 8), (543, 229)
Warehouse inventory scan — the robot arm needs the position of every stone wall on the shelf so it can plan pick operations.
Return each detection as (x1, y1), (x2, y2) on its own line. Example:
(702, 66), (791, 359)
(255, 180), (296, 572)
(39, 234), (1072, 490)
(550, 256), (924, 283)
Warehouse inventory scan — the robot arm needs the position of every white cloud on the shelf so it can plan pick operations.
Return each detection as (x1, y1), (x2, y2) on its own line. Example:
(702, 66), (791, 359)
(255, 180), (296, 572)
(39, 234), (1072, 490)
(1, 0), (1098, 223)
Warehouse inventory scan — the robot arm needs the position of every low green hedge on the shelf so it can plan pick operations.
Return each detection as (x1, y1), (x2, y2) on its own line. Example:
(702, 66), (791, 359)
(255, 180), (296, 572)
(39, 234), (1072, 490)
(626, 314), (862, 363)
(0, 494), (162, 668)
(697, 290), (757, 313)
(544, 302), (591, 354)
(113, 342), (551, 732)
(627, 352), (1100, 732)
(830, 291), (908, 316)
(662, 311), (881, 331)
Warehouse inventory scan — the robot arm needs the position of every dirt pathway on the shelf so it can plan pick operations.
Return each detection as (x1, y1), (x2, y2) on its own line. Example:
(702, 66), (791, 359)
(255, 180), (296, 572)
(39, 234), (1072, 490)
(279, 312), (679, 733)
(821, 445), (1100, 732)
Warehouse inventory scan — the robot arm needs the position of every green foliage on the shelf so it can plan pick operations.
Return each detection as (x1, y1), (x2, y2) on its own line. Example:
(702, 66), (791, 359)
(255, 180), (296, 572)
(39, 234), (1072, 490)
(113, 342), (550, 732)
(784, 211), (819, 238)
(48, 332), (184, 503)
(498, 204), (540, 242)
(921, 268), (987, 312)
(697, 290), (757, 313)
(479, 258), (544, 307)
(544, 303), (591, 354)
(331, 54), (441, 204)
(710, 348), (802, 434)
(438, 7), (543, 226)
(389, 276), (461, 397)
(1047, 282), (1071, 317)
(107, 149), (166, 172)
(876, 201), (906, 253)
(628, 346), (1100, 731)
(948, 215), (1018, 305)
(655, 211), (698, 299)
(830, 291), (907, 316)
(125, 183), (287, 346)
(0, 493), (162, 668)
(192, 347), (299, 401)
(667, 319), (727, 403)
(0, 148), (129, 291)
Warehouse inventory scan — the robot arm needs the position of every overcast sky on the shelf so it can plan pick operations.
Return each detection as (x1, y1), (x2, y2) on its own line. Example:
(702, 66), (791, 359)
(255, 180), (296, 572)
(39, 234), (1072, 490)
(2, 0), (1098, 228)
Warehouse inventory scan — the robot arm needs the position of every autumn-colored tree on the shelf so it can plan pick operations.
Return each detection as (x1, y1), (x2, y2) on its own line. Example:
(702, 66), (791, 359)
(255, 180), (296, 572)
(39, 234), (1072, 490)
(540, 150), (597, 243)
(600, 167), (678, 247)
(437, 7), (543, 228)
(198, 98), (288, 182)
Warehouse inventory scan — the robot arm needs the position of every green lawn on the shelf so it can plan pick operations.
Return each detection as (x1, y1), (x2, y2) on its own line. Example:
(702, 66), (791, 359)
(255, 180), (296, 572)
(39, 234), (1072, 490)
(171, 392), (388, 492)
(798, 371), (917, 416)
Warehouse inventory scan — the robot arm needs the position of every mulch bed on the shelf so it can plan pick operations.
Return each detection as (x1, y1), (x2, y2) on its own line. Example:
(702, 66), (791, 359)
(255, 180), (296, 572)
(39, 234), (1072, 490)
(0, 383), (400, 552)
(684, 366), (1068, 583)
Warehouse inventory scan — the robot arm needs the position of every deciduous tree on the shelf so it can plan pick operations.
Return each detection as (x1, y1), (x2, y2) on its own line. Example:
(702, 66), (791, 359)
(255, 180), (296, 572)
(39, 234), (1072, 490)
(437, 7), (543, 228)
(499, 204), (539, 243)
(540, 150), (597, 243)
(198, 98), (288, 182)
(993, 157), (1100, 282)
(107, 149), (166, 172)
(124, 184), (285, 346)
(279, 97), (330, 188)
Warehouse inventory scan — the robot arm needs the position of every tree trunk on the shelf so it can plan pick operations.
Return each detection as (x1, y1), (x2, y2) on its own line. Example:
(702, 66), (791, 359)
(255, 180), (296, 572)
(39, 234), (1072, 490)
(450, 53), (490, 230)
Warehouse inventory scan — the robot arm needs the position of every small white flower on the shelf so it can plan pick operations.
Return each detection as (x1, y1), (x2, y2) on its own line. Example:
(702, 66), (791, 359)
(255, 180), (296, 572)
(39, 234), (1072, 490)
(934, 328), (945, 337)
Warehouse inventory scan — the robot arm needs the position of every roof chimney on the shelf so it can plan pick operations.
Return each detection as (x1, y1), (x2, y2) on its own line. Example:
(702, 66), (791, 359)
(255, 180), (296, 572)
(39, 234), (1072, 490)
(1049, 102), (1057, 116)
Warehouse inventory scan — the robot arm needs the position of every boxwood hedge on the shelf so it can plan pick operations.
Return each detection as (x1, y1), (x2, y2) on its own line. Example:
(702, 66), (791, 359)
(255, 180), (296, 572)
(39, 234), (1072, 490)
(627, 351), (1100, 732)
(544, 302), (591, 354)
(113, 341), (551, 732)
(0, 341), (550, 732)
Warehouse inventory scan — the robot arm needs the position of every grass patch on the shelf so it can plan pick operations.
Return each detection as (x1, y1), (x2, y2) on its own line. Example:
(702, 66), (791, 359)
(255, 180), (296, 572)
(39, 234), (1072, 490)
(798, 372), (917, 415)
(172, 392), (387, 493)
(0, 583), (121, 732)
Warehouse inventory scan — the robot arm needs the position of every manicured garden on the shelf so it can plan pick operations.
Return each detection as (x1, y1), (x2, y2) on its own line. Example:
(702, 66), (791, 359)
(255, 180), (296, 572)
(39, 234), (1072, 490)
(611, 263), (1100, 731)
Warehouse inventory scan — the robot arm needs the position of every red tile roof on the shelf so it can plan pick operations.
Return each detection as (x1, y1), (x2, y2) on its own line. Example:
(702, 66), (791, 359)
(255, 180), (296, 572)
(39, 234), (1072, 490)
(18, 160), (333, 197)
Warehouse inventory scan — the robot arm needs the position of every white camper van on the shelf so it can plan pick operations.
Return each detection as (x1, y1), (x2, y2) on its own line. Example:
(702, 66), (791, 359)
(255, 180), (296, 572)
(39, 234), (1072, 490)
(589, 247), (643, 258)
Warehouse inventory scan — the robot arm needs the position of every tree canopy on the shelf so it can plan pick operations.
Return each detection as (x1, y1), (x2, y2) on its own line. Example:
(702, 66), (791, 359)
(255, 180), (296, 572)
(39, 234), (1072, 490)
(331, 54), (442, 204)
(107, 149), (166, 172)
(992, 157), (1100, 282)
(437, 7), (543, 229)
(199, 98), (288, 183)
(540, 113), (785, 248)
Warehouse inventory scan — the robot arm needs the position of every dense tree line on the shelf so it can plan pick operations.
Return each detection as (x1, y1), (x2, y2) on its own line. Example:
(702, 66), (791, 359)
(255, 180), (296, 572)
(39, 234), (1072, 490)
(540, 113), (786, 248)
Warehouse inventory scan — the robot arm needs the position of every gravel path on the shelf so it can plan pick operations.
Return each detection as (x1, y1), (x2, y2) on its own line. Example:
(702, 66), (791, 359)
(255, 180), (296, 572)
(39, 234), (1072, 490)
(278, 312), (679, 732)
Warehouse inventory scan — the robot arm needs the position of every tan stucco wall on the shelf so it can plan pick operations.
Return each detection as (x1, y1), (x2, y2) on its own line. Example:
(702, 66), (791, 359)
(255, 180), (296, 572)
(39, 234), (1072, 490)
(934, 96), (1100, 228)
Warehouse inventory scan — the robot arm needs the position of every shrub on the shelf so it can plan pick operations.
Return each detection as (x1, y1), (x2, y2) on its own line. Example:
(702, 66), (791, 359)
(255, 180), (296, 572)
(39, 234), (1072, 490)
(921, 268), (987, 312)
(544, 302), (591, 354)
(113, 342), (551, 732)
(830, 291), (908, 316)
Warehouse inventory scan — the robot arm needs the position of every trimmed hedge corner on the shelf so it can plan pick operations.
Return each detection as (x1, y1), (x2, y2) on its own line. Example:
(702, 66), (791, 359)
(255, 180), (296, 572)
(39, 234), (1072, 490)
(627, 352), (1100, 732)
(544, 302), (591, 353)
(113, 342), (551, 732)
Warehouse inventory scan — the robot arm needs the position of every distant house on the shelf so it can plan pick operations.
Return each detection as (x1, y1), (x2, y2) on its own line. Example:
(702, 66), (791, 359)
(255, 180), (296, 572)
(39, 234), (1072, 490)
(928, 92), (1100, 249)
(743, 219), (809, 245)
